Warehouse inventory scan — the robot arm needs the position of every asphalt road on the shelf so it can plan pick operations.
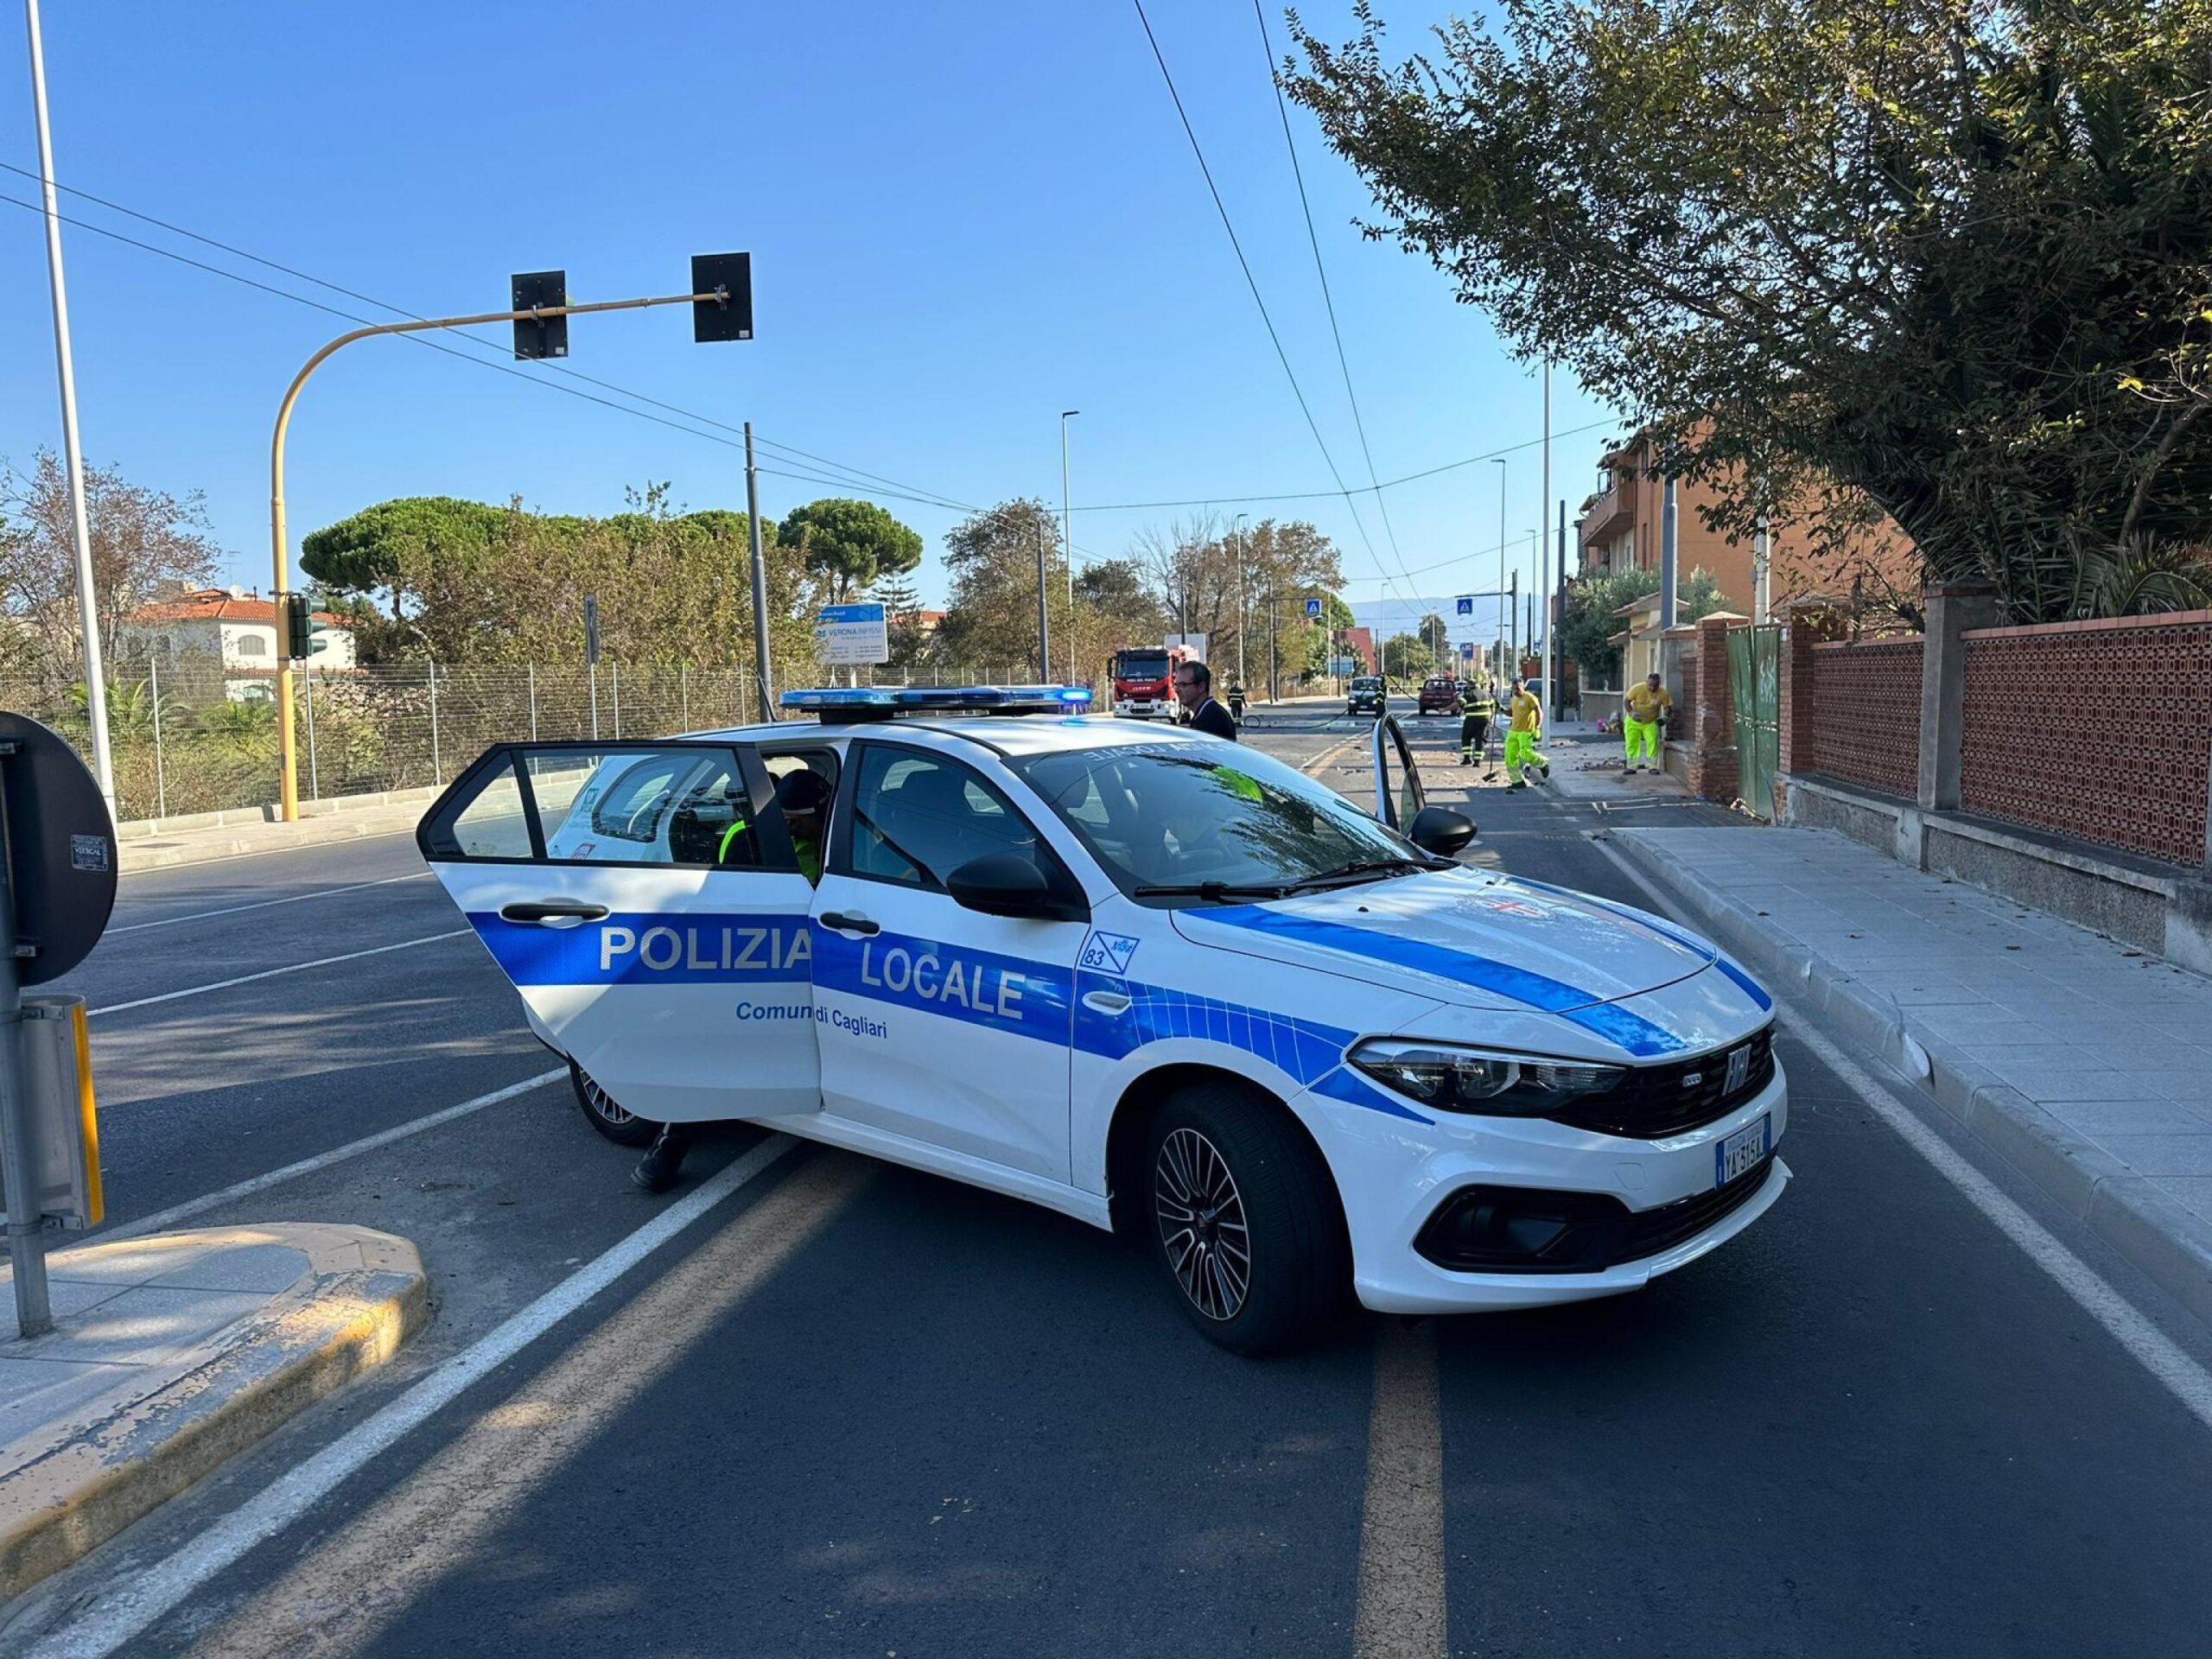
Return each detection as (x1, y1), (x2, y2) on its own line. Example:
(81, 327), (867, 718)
(8, 708), (2212, 1658)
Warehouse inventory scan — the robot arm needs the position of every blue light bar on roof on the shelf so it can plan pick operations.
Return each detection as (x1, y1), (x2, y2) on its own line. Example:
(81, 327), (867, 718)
(778, 684), (1093, 721)
(778, 687), (899, 712)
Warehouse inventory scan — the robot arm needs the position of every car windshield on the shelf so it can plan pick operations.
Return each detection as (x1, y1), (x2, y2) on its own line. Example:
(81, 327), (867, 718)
(1009, 741), (1421, 904)
(1351, 677), (1382, 690)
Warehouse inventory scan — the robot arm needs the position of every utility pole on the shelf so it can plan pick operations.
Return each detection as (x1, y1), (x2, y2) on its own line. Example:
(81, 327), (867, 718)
(1267, 582), (1279, 702)
(1539, 359), (1552, 715)
(1035, 520), (1052, 682)
(1753, 512), (1771, 624)
(745, 423), (773, 712)
(1660, 472), (1680, 631)
(1555, 501), (1567, 716)
(1235, 512), (1249, 692)
(1059, 410), (1080, 611)
(24, 0), (114, 820)
(1509, 570), (1520, 678)
(1492, 458), (1508, 693)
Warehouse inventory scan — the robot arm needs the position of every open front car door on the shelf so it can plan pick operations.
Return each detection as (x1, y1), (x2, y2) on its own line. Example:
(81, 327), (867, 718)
(418, 741), (822, 1124)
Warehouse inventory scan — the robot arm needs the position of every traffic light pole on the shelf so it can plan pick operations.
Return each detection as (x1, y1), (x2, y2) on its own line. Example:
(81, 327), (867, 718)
(268, 288), (728, 821)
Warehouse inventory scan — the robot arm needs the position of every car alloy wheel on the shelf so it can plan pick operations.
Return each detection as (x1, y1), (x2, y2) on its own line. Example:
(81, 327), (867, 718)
(1154, 1126), (1252, 1321)
(568, 1060), (659, 1146)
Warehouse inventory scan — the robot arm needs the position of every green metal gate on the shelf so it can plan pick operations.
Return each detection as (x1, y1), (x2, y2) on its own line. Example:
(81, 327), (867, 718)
(1727, 624), (1781, 820)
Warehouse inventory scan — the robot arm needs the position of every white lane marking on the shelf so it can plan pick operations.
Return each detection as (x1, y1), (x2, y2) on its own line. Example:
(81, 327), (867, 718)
(1354, 1317), (1447, 1659)
(101, 1068), (566, 1242)
(1585, 833), (2212, 1433)
(106, 872), (431, 934)
(191, 1153), (863, 1657)
(35, 1134), (801, 1659)
(87, 930), (473, 1018)
(1299, 732), (1363, 778)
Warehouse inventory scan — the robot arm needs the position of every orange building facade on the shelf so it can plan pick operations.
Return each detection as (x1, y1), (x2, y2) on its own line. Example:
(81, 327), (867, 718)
(1574, 432), (1916, 616)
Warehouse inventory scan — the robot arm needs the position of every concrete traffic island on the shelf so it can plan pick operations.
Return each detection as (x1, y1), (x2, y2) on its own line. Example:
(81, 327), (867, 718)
(0, 1224), (426, 1599)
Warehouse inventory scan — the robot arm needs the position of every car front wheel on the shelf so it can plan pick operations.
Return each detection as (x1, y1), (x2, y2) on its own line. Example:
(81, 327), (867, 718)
(569, 1061), (658, 1146)
(1146, 1082), (1350, 1355)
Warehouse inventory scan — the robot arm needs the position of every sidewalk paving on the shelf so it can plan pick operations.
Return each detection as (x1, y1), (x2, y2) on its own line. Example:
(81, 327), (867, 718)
(1541, 728), (1690, 806)
(118, 798), (429, 873)
(0, 1224), (425, 1599)
(1611, 824), (2212, 1328)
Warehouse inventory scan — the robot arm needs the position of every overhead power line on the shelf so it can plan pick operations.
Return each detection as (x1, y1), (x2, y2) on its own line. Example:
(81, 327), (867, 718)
(1127, 0), (1406, 607)
(1064, 419), (1614, 512)
(1, 159), (1616, 580)
(0, 161), (1000, 513)
(1247, 0), (1418, 604)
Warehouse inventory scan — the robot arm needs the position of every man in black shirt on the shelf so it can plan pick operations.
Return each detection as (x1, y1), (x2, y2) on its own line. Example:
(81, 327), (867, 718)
(1174, 659), (1238, 741)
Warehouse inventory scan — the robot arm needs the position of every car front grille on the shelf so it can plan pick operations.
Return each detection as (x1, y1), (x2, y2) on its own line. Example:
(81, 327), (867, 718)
(1548, 1027), (1776, 1139)
(1412, 1150), (1781, 1274)
(1616, 1151), (1777, 1262)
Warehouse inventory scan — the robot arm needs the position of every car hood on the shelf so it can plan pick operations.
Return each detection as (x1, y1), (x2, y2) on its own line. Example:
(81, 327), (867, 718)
(1171, 867), (1716, 1014)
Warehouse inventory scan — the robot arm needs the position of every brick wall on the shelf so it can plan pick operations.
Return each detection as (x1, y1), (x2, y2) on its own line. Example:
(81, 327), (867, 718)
(1802, 637), (1923, 798)
(1681, 614), (1739, 799)
(1960, 611), (2212, 865)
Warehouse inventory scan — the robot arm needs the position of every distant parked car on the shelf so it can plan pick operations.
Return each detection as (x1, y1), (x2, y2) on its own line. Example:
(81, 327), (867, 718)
(1347, 676), (1389, 716)
(1417, 677), (1464, 716)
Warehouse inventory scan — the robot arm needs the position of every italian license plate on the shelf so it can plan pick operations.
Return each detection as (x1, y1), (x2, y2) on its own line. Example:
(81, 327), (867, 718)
(1716, 1116), (1770, 1186)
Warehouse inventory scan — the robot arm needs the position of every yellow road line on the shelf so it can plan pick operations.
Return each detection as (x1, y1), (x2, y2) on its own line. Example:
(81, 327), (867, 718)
(1354, 1317), (1448, 1659)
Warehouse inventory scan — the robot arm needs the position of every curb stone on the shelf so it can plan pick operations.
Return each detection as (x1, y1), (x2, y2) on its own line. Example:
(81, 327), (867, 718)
(118, 810), (425, 873)
(1604, 829), (2212, 1332)
(0, 1224), (427, 1601)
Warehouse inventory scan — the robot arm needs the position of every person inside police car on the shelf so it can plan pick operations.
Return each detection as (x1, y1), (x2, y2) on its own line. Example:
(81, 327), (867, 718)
(1173, 658), (1238, 741)
(632, 765), (833, 1194)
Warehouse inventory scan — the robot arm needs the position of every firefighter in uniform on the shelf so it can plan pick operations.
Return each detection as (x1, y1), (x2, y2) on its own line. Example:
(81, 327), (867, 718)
(1460, 681), (1498, 766)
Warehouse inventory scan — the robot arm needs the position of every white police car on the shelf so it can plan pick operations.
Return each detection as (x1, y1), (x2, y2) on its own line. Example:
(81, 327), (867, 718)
(418, 684), (1788, 1353)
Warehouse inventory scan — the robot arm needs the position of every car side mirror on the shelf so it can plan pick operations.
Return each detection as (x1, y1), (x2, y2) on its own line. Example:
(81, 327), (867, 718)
(1407, 805), (1476, 858)
(946, 852), (1089, 923)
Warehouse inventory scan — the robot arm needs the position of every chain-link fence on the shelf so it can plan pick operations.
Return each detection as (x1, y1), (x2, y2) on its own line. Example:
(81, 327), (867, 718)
(1, 651), (1332, 825)
(0, 656), (767, 824)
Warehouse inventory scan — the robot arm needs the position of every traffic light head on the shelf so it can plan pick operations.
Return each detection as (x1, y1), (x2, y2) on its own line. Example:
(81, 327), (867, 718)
(279, 593), (313, 661)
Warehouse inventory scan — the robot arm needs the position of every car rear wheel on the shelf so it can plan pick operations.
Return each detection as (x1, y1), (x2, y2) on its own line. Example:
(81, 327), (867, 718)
(1147, 1082), (1350, 1355)
(569, 1061), (658, 1146)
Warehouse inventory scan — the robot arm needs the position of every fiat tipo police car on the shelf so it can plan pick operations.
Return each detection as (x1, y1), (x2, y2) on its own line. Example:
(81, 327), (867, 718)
(418, 684), (1788, 1353)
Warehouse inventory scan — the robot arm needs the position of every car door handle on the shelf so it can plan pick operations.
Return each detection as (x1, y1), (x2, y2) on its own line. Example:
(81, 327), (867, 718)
(499, 899), (610, 925)
(1081, 990), (1132, 1016)
(818, 911), (880, 937)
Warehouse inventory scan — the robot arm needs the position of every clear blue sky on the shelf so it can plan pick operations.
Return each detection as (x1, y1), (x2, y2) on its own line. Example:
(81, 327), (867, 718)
(0, 1), (1619, 635)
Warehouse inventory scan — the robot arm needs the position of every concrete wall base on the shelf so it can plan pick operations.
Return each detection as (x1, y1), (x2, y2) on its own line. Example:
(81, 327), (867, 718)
(1784, 772), (2212, 968)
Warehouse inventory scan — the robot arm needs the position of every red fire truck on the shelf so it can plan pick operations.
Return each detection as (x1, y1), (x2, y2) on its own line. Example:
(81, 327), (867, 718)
(1110, 638), (1205, 719)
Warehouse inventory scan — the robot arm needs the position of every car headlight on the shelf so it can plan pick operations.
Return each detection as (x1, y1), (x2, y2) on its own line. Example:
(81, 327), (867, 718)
(1349, 1039), (1624, 1116)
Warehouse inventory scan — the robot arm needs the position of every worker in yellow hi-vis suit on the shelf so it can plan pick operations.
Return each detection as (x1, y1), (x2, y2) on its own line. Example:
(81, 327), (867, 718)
(1503, 679), (1544, 790)
(1624, 673), (1672, 773)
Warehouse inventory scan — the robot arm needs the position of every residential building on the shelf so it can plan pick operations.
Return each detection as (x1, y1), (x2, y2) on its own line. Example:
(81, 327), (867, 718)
(126, 587), (356, 696)
(1574, 430), (1915, 616)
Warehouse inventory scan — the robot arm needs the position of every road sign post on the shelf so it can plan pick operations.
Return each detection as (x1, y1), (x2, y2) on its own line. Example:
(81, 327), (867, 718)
(584, 594), (601, 740)
(815, 603), (889, 682)
(0, 715), (116, 1338)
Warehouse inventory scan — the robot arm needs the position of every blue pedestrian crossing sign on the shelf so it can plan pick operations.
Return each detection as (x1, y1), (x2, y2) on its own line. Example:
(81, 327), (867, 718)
(1305, 597), (1322, 619)
(1455, 596), (1473, 616)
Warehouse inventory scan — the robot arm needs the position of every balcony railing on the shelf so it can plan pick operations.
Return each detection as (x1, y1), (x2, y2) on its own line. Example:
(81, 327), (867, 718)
(1580, 485), (1634, 544)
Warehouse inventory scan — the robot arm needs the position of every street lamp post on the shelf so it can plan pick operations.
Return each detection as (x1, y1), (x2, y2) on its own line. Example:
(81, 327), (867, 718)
(269, 284), (733, 820)
(1059, 410), (1080, 611)
(23, 0), (114, 819)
